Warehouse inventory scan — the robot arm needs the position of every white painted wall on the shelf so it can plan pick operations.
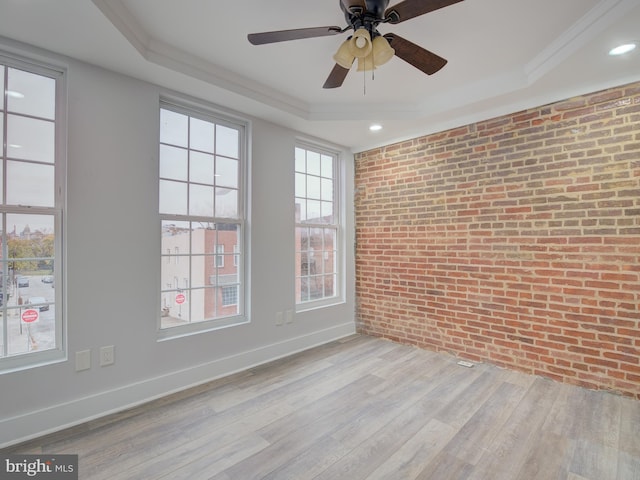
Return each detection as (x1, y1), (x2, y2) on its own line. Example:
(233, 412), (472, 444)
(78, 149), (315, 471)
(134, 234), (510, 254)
(0, 43), (355, 447)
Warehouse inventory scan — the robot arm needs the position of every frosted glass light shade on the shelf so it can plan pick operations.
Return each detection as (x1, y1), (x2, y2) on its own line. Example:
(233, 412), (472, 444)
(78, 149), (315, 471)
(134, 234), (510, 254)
(372, 35), (395, 66)
(333, 40), (355, 69)
(348, 28), (372, 58)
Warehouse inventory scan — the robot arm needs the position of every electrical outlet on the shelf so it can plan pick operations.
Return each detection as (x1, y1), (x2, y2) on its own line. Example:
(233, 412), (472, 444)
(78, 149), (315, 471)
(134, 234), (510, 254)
(100, 345), (115, 366)
(275, 311), (284, 326)
(285, 309), (293, 324)
(75, 350), (91, 371)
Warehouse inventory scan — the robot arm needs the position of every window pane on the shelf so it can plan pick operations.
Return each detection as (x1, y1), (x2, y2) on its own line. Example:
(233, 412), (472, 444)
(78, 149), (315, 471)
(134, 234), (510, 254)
(0, 66), (4, 110)
(216, 125), (238, 158)
(321, 154), (333, 179)
(160, 289), (191, 327)
(190, 223), (216, 255)
(295, 172), (305, 197)
(307, 200), (321, 221)
(300, 277), (309, 302)
(295, 199), (305, 222)
(216, 157), (238, 189)
(159, 180), (187, 215)
(215, 188), (238, 218)
(0, 116), (3, 199)
(307, 175), (321, 200)
(324, 274), (336, 297)
(159, 145), (188, 181)
(320, 201), (333, 223)
(7, 114), (55, 163)
(4, 214), (56, 356)
(190, 287), (217, 322)
(6, 161), (55, 207)
(160, 109), (188, 147)
(189, 184), (214, 217)
(295, 147), (305, 172)
(190, 151), (215, 184)
(7, 68), (55, 119)
(307, 150), (321, 176)
(321, 178), (333, 200)
(190, 117), (214, 153)
(190, 255), (212, 288)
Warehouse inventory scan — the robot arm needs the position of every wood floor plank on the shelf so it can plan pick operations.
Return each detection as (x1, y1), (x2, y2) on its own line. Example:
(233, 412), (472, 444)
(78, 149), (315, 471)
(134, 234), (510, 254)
(439, 381), (527, 466)
(569, 439), (620, 480)
(466, 377), (561, 479)
(2, 334), (638, 480)
(366, 418), (456, 480)
(414, 451), (475, 480)
(513, 432), (575, 480)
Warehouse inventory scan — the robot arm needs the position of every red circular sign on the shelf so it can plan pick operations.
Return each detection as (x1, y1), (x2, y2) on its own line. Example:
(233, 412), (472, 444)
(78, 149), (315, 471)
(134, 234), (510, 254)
(22, 308), (39, 323)
(175, 293), (186, 305)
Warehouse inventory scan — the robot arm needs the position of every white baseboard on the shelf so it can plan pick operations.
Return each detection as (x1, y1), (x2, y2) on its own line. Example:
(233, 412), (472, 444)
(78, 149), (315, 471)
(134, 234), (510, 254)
(1, 322), (356, 448)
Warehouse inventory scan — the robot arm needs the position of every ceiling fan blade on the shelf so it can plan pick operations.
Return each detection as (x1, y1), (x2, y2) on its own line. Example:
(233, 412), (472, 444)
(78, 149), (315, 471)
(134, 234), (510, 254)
(385, 0), (464, 24)
(384, 33), (447, 75)
(323, 64), (351, 89)
(248, 26), (342, 45)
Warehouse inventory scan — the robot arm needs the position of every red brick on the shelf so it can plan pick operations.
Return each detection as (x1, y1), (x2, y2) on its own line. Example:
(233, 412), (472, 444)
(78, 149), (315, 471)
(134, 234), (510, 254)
(355, 80), (640, 398)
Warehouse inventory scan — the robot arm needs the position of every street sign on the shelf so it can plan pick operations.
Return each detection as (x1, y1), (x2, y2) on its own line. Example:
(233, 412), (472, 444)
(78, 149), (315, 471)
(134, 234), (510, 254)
(175, 293), (186, 305)
(22, 308), (39, 323)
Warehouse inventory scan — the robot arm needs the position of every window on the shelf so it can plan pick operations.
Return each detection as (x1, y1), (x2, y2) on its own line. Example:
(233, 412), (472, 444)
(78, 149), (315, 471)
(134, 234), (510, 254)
(295, 145), (339, 306)
(0, 54), (65, 370)
(159, 101), (246, 335)
(215, 245), (224, 267)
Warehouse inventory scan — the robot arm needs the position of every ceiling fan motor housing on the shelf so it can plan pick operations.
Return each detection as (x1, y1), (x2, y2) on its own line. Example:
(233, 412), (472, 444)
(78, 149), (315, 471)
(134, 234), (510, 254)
(365, 0), (391, 18)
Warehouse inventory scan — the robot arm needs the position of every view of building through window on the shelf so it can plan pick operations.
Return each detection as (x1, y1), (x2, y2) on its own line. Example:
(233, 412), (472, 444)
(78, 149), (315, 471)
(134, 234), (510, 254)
(295, 146), (339, 305)
(159, 104), (244, 331)
(0, 61), (61, 363)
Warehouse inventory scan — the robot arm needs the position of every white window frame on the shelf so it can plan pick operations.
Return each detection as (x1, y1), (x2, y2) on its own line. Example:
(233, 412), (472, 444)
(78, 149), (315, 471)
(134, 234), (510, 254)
(158, 97), (249, 340)
(0, 49), (67, 373)
(295, 142), (342, 311)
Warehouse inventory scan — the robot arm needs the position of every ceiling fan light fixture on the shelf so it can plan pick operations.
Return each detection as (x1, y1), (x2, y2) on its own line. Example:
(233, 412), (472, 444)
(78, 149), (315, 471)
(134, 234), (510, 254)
(333, 39), (356, 69)
(372, 35), (395, 67)
(348, 28), (373, 58)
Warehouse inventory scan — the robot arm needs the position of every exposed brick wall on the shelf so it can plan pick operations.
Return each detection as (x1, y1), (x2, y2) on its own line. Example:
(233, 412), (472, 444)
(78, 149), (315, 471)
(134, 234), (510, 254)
(355, 81), (640, 398)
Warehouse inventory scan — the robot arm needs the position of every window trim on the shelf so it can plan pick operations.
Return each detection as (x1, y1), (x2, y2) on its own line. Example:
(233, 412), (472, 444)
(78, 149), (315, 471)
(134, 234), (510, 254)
(0, 48), (67, 373)
(295, 141), (343, 312)
(157, 96), (250, 340)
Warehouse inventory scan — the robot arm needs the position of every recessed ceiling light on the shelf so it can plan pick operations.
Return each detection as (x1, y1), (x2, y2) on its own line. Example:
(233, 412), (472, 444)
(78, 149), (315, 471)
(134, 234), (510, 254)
(369, 124), (382, 132)
(609, 43), (636, 56)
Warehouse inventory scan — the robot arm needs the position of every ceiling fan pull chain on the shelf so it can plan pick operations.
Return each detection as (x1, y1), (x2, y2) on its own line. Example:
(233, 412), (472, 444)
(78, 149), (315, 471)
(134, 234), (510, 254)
(363, 66), (366, 95)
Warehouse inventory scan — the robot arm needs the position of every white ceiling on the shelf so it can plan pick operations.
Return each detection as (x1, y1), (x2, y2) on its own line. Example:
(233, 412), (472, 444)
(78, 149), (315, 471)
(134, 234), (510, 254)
(1, 0), (639, 152)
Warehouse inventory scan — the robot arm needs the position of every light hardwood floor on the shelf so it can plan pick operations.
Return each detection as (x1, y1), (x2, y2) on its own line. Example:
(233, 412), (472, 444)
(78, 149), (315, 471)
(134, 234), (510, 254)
(4, 334), (640, 479)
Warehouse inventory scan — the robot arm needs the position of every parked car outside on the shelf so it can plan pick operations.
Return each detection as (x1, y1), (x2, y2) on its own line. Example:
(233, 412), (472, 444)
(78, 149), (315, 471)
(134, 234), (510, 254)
(42, 275), (54, 284)
(27, 296), (49, 312)
(17, 276), (29, 287)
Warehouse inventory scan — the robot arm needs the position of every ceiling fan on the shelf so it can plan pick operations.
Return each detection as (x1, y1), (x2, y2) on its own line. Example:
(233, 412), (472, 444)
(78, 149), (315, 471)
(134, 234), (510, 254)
(247, 0), (464, 89)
